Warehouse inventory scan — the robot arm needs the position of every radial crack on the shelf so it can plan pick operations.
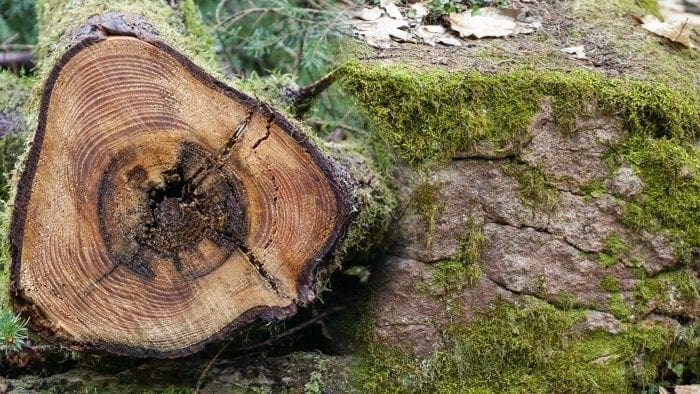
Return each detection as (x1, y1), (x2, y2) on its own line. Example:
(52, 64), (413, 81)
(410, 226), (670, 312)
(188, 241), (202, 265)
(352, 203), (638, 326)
(185, 106), (256, 197)
(251, 114), (274, 150)
(191, 204), (289, 300)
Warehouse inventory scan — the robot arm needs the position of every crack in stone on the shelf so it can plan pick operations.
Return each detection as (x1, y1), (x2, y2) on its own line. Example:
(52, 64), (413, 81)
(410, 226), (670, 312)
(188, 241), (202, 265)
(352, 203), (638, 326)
(485, 277), (615, 317)
(451, 155), (514, 161)
(487, 219), (598, 255)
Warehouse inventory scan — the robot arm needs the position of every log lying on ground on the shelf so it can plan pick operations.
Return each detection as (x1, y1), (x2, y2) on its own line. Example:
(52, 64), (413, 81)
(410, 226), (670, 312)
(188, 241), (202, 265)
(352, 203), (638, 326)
(7, 3), (376, 358)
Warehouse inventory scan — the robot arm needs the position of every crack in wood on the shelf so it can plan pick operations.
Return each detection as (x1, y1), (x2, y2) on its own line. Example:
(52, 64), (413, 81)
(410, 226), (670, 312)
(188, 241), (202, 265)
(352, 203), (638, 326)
(198, 219), (288, 300)
(184, 105), (256, 198)
(251, 114), (274, 150)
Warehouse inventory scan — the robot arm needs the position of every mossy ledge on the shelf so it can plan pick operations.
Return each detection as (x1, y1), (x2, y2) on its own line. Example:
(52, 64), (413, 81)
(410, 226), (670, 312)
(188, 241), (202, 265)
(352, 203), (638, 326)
(337, 62), (699, 250)
(338, 62), (698, 165)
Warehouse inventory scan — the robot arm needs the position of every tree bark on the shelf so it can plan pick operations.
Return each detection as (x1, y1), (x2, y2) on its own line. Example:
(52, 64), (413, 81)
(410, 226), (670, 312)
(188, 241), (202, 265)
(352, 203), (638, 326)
(7, 2), (374, 358)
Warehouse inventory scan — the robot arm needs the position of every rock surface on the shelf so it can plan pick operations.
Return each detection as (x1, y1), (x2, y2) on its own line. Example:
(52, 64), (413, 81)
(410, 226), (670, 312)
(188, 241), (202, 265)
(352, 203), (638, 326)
(367, 101), (696, 353)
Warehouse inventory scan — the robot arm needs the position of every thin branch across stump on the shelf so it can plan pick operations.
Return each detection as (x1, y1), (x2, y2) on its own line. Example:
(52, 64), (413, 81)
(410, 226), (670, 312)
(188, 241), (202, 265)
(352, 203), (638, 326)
(9, 36), (351, 357)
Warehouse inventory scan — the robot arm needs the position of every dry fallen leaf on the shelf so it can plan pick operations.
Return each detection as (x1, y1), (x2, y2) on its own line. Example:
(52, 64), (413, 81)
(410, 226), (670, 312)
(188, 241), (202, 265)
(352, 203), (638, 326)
(560, 45), (587, 59)
(414, 25), (444, 46)
(351, 7), (383, 22)
(382, 1), (405, 20)
(637, 15), (694, 47)
(437, 36), (462, 46)
(448, 8), (537, 38)
(354, 16), (411, 48)
(410, 3), (429, 19)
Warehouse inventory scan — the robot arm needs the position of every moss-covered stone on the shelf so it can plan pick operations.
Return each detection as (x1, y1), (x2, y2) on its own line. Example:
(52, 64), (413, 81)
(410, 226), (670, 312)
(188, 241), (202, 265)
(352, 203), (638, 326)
(338, 62), (698, 162)
(353, 297), (686, 392)
(620, 136), (700, 257)
(339, 61), (699, 253)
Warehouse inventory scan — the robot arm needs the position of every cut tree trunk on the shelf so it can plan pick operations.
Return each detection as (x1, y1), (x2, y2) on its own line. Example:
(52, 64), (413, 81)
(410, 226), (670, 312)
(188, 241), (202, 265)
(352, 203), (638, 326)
(8, 6), (366, 358)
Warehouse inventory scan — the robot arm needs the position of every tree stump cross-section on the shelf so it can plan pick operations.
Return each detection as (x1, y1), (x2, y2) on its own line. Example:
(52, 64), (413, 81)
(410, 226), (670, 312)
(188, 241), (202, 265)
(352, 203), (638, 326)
(9, 33), (352, 357)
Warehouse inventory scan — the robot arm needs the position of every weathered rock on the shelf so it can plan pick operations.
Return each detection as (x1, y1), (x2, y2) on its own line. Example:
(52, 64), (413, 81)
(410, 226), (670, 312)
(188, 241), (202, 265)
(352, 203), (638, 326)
(608, 166), (643, 199)
(522, 101), (621, 193)
(378, 104), (688, 353)
(368, 256), (446, 357)
(367, 255), (501, 358)
(574, 310), (624, 334)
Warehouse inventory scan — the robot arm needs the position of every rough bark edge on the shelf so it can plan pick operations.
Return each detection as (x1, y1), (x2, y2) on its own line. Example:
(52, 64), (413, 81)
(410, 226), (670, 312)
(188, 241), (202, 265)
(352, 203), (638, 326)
(8, 19), (355, 359)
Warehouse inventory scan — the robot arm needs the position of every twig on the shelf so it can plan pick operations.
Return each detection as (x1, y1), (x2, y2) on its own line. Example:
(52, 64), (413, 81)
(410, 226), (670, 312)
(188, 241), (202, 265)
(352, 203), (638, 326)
(194, 339), (234, 393)
(215, 0), (229, 24)
(0, 50), (33, 71)
(286, 69), (339, 117)
(1, 33), (19, 47)
(233, 306), (344, 355)
(306, 118), (366, 136)
(194, 306), (344, 393)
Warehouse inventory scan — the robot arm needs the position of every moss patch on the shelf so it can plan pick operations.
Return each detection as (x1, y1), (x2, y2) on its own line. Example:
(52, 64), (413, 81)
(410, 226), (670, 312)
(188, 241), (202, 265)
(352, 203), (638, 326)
(431, 216), (485, 293)
(597, 231), (631, 268)
(601, 275), (622, 293)
(354, 297), (683, 392)
(571, 0), (662, 24)
(0, 71), (32, 112)
(620, 136), (700, 256)
(633, 268), (699, 316)
(501, 162), (559, 210)
(339, 63), (698, 163)
(412, 180), (443, 248)
(608, 293), (632, 321)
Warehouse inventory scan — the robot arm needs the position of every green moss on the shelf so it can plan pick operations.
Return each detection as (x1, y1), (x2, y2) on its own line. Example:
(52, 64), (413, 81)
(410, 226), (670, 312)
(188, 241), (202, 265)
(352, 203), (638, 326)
(431, 216), (485, 293)
(572, 0), (662, 21)
(621, 136), (699, 254)
(598, 253), (618, 268)
(633, 268), (699, 315)
(339, 63), (698, 164)
(413, 180), (443, 248)
(554, 291), (582, 310)
(601, 275), (621, 293)
(354, 297), (680, 392)
(339, 64), (539, 164)
(0, 71), (32, 111)
(608, 293), (632, 321)
(0, 134), (26, 309)
(580, 177), (606, 200)
(501, 162), (558, 210)
(597, 231), (631, 268)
